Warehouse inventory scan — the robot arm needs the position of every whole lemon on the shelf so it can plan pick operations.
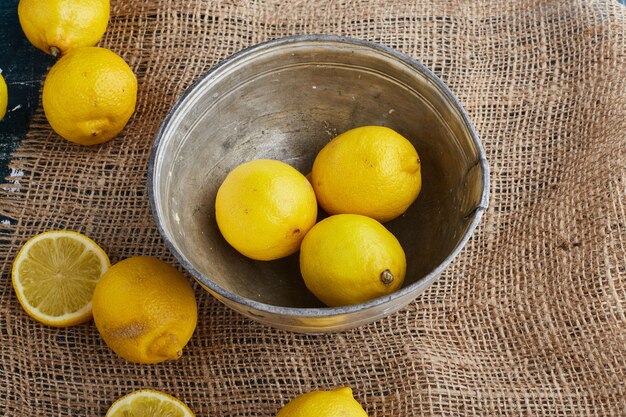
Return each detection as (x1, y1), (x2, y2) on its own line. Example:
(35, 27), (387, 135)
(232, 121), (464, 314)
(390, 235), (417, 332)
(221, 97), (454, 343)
(311, 125), (421, 223)
(18, 0), (110, 56)
(0, 72), (7, 121)
(215, 159), (318, 261)
(276, 387), (368, 417)
(42, 46), (137, 145)
(300, 214), (406, 307)
(92, 256), (198, 364)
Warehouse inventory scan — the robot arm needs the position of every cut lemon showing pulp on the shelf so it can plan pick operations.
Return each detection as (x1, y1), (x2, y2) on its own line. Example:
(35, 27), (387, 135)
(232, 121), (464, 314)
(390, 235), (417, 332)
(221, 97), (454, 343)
(12, 230), (110, 327)
(106, 389), (195, 417)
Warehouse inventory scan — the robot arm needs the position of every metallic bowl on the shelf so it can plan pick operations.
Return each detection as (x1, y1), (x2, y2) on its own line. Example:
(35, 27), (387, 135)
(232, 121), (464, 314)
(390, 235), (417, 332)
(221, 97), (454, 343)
(148, 35), (489, 333)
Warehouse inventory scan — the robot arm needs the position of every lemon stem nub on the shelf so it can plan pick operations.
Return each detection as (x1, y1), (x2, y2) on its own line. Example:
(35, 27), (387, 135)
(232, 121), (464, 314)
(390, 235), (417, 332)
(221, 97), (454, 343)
(380, 269), (394, 285)
(49, 46), (61, 57)
(149, 333), (183, 361)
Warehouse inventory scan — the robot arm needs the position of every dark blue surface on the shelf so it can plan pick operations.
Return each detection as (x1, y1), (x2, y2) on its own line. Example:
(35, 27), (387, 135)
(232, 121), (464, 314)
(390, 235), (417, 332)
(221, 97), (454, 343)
(0, 1), (54, 181)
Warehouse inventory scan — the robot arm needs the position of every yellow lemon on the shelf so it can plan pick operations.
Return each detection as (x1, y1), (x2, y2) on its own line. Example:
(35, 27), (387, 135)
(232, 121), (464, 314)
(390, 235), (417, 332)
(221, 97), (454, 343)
(215, 159), (318, 261)
(42, 46), (137, 145)
(92, 256), (198, 364)
(276, 387), (368, 417)
(18, 0), (110, 56)
(300, 214), (406, 307)
(106, 389), (195, 417)
(0, 71), (7, 121)
(311, 125), (421, 223)
(12, 230), (110, 327)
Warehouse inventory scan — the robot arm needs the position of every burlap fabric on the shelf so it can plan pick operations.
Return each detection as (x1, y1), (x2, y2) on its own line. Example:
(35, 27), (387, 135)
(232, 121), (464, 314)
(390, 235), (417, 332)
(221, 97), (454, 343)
(1, 0), (625, 415)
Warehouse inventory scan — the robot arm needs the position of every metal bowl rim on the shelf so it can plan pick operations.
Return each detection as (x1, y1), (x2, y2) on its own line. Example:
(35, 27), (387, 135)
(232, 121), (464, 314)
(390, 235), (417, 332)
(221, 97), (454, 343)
(147, 34), (490, 318)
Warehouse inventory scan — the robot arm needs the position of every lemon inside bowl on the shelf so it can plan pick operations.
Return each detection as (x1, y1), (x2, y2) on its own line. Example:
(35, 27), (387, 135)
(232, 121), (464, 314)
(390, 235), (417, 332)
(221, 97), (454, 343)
(148, 35), (489, 333)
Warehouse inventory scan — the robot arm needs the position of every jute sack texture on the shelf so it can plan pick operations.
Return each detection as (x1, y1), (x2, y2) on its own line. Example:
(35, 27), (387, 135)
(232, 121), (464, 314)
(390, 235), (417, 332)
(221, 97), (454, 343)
(1, 0), (625, 415)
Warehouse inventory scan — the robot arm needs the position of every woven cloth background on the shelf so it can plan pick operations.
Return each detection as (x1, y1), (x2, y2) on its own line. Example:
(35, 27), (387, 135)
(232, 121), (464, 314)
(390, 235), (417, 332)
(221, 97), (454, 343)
(1, 0), (625, 415)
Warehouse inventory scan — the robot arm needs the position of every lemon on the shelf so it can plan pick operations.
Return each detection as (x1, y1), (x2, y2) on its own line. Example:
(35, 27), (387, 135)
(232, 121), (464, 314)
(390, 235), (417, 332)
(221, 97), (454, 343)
(11, 230), (110, 327)
(276, 387), (368, 417)
(311, 126), (421, 223)
(92, 256), (198, 364)
(106, 389), (195, 417)
(0, 71), (7, 121)
(18, 0), (110, 56)
(300, 214), (406, 307)
(42, 46), (137, 145)
(215, 159), (318, 261)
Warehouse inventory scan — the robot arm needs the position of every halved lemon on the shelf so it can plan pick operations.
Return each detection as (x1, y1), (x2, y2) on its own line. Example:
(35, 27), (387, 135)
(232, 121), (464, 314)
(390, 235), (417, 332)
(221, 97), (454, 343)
(12, 230), (110, 327)
(106, 389), (195, 417)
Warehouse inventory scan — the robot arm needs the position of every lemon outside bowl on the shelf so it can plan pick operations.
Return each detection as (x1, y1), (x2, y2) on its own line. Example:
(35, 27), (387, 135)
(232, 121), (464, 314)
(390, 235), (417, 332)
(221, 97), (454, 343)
(148, 35), (490, 333)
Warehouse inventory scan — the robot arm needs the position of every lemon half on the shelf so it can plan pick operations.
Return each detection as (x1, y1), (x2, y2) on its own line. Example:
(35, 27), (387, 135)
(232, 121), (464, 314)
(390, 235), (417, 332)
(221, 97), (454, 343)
(106, 389), (195, 417)
(12, 230), (110, 327)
